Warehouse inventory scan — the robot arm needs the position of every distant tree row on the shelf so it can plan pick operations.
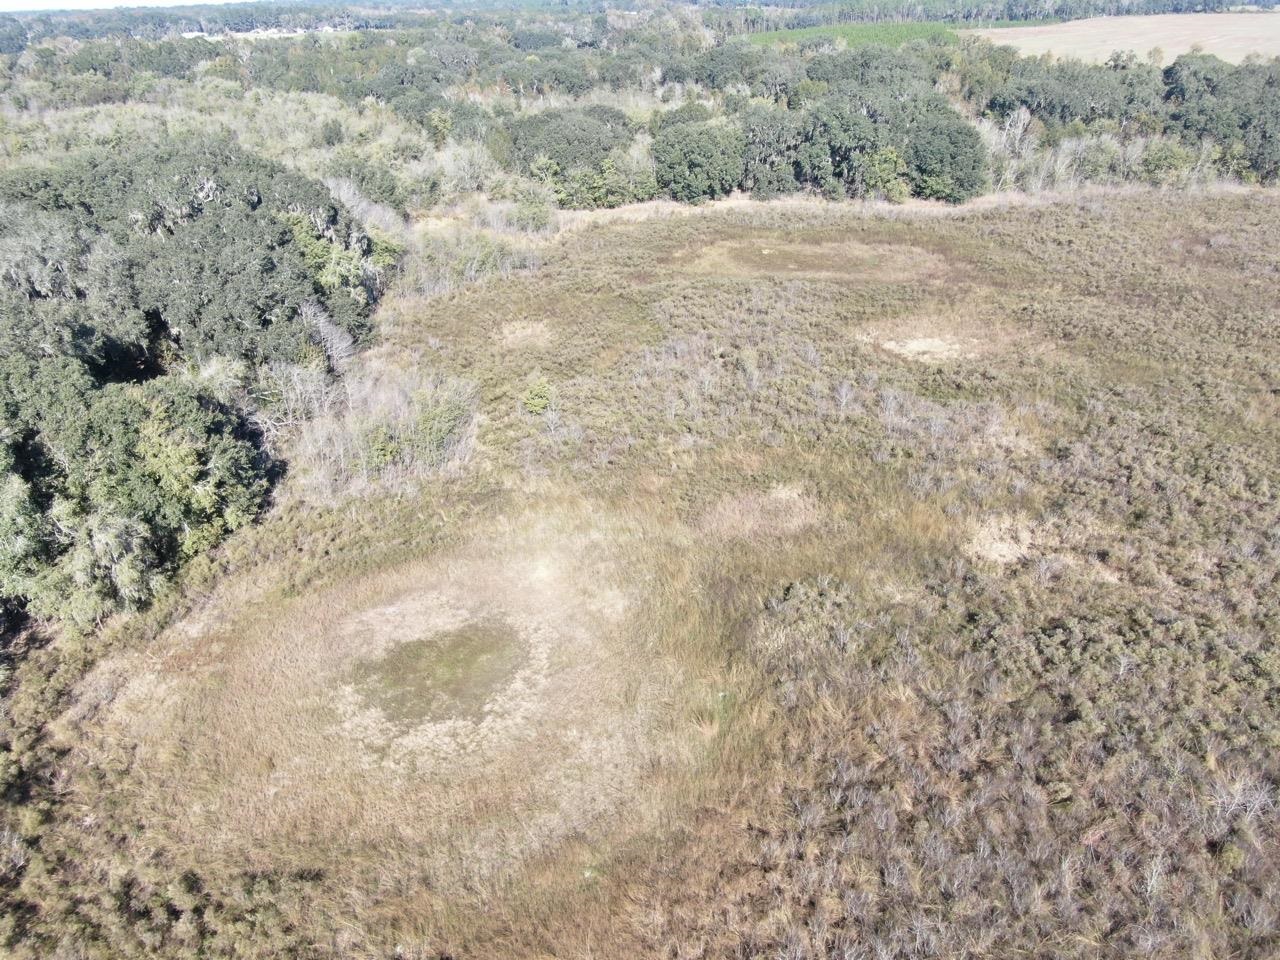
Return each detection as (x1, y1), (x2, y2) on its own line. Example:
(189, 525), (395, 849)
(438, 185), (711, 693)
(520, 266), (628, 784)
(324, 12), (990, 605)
(7, 7), (1280, 206)
(703, 0), (1274, 36)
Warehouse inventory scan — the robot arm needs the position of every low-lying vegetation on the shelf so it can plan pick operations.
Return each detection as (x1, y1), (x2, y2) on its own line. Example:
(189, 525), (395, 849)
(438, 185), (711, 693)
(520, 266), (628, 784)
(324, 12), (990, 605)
(3, 185), (1278, 958)
(0, 3), (1278, 958)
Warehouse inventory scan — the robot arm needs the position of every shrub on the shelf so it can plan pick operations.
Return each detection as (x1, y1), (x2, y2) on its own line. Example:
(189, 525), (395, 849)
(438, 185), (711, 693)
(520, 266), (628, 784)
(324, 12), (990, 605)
(522, 377), (553, 415)
(508, 108), (631, 176)
(292, 365), (477, 497)
(863, 146), (910, 201)
(319, 118), (344, 147)
(653, 121), (746, 202)
(905, 108), (988, 202)
(1140, 138), (1195, 186)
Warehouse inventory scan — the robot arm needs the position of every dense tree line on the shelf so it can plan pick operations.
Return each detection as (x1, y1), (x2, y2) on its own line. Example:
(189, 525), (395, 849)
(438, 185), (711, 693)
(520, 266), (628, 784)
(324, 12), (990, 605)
(6, 0), (1274, 53)
(2, 4), (423, 50)
(955, 45), (1280, 180)
(13, 9), (1275, 207)
(0, 139), (385, 625)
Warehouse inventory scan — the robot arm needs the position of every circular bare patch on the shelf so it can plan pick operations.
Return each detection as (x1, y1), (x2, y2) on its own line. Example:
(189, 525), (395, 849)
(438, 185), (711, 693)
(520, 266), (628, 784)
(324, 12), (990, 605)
(79, 511), (696, 889)
(499, 318), (551, 348)
(967, 515), (1032, 565)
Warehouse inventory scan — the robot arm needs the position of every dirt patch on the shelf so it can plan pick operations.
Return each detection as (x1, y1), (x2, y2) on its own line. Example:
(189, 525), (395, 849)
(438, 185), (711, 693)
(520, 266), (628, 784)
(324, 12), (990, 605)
(880, 336), (972, 362)
(967, 516), (1033, 565)
(860, 302), (1047, 366)
(701, 485), (819, 541)
(682, 238), (951, 285)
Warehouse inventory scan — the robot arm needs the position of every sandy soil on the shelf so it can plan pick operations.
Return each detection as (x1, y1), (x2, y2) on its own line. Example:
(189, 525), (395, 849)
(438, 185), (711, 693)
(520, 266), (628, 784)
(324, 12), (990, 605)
(880, 336), (972, 361)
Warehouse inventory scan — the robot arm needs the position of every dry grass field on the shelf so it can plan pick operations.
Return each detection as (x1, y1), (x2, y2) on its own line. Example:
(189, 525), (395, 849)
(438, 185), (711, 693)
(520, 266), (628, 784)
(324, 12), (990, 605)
(967, 12), (1280, 63)
(6, 187), (1280, 958)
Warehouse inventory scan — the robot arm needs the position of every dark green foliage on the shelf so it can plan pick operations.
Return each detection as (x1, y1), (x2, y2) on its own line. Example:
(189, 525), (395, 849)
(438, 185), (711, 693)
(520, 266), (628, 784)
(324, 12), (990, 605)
(904, 106), (989, 200)
(692, 41), (767, 90)
(1164, 54), (1280, 181)
(774, 46), (990, 201)
(553, 159), (657, 209)
(795, 97), (885, 196)
(0, 366), (266, 624)
(653, 121), (746, 202)
(0, 15), (27, 56)
(505, 106), (652, 208)
(959, 43), (1280, 181)
(0, 137), (376, 364)
(739, 103), (804, 197)
(64, 36), (220, 81)
(0, 138), (384, 623)
(984, 52), (1164, 129)
(508, 107), (632, 175)
(319, 118), (345, 147)
(806, 43), (933, 91)
(511, 27), (562, 51)
(650, 101), (714, 136)
(329, 154), (415, 213)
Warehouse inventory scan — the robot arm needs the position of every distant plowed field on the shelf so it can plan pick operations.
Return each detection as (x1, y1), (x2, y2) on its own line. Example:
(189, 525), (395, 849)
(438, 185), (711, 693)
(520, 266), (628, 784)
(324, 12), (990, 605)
(967, 12), (1280, 64)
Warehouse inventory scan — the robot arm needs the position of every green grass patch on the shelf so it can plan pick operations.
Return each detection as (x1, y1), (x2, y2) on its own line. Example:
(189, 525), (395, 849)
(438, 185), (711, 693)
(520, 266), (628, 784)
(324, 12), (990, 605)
(748, 21), (957, 47)
(352, 619), (524, 726)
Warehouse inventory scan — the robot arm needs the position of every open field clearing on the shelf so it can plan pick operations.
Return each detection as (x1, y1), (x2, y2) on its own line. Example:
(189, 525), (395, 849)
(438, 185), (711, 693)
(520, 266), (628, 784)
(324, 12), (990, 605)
(966, 12), (1280, 63)
(6, 187), (1277, 959)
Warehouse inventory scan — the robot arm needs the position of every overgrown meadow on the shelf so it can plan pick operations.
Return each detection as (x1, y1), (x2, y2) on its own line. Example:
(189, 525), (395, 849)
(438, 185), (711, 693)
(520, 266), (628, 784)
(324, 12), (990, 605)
(0, 5), (1278, 958)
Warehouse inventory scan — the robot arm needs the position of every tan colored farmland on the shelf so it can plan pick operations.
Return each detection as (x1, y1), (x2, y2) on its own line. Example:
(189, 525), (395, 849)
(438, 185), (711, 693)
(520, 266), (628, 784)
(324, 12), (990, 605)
(967, 12), (1280, 64)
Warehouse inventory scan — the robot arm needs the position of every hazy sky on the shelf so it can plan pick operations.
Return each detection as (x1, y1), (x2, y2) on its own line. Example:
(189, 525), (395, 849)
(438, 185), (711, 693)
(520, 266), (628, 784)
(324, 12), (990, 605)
(1, 0), (240, 12)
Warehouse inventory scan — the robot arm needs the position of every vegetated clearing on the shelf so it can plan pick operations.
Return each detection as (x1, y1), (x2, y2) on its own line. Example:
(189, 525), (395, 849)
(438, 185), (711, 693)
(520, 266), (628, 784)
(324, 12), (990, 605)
(966, 12), (1280, 64)
(22, 188), (1280, 959)
(77, 506), (697, 898)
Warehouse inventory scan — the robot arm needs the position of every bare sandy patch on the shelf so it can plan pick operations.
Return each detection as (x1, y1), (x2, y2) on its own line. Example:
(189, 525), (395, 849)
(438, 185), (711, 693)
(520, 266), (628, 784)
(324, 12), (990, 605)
(881, 336), (973, 362)
(701, 485), (820, 541)
(861, 301), (1050, 367)
(968, 516), (1033, 565)
(499, 317), (552, 348)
